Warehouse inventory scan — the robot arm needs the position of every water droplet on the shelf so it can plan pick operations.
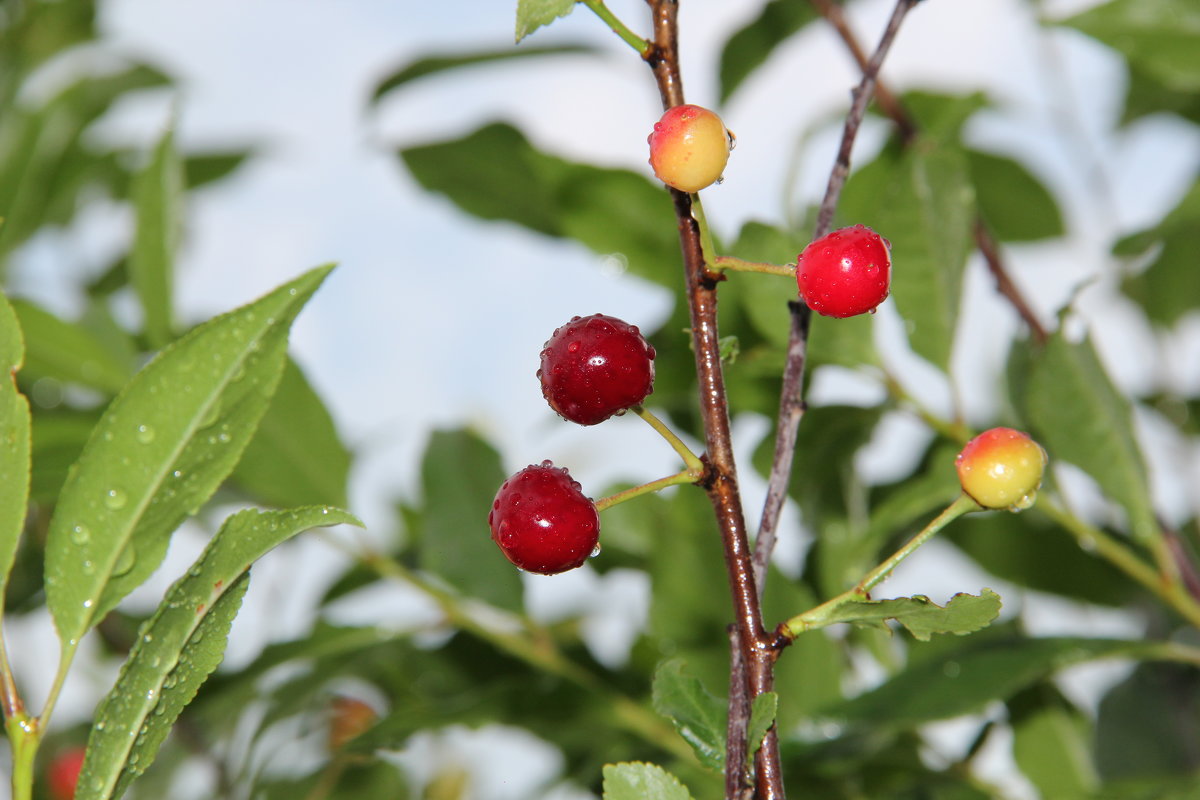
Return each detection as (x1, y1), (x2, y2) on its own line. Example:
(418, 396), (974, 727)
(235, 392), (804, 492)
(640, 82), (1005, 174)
(199, 405), (220, 429)
(83, 599), (93, 609)
(81, 560), (95, 575)
(70, 525), (90, 545)
(216, 430), (231, 444)
(142, 633), (154, 644)
(104, 488), (128, 510)
(113, 544), (136, 576)
(1008, 491), (1037, 512)
(135, 424), (155, 444)
(590, 544), (602, 558)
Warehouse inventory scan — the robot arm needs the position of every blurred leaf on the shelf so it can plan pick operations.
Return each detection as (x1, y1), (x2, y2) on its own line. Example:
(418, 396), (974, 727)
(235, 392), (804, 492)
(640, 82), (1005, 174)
(0, 0), (96, 76)
(1090, 776), (1200, 799)
(0, 292), (31, 601)
(1061, 0), (1200, 93)
(948, 508), (1137, 607)
(807, 590), (1001, 641)
(1117, 179), (1200, 327)
(30, 409), (101, 505)
(256, 760), (409, 800)
(10, 299), (134, 394)
(718, 0), (819, 102)
(1122, 62), (1200, 124)
(1010, 685), (1099, 798)
(78, 507), (360, 800)
(400, 123), (679, 289)
(372, 45), (594, 102)
(824, 635), (1161, 727)
(603, 762), (695, 800)
(652, 659), (726, 771)
(515, 0), (576, 43)
(129, 127), (183, 348)
(762, 573), (844, 726)
(746, 692), (778, 762)
(967, 149), (1063, 241)
(231, 358), (351, 508)
(1095, 662), (1200, 781)
(44, 265), (334, 648)
(418, 429), (522, 612)
(838, 136), (975, 370)
(183, 150), (252, 189)
(1015, 332), (1159, 544)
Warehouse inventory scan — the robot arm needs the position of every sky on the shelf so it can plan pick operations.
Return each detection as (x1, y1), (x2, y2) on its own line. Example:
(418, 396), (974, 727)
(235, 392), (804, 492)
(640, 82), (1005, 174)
(6, 0), (1200, 797)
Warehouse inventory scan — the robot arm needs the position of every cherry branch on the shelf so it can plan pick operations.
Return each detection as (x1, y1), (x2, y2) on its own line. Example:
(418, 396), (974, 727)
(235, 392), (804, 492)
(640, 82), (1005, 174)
(754, 0), (919, 597)
(642, 2), (783, 796)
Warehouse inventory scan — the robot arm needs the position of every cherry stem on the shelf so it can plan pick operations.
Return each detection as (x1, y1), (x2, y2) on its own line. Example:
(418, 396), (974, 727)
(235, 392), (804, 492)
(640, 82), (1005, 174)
(581, 0), (652, 57)
(593, 469), (699, 512)
(712, 256), (794, 278)
(782, 494), (978, 637)
(633, 405), (704, 473)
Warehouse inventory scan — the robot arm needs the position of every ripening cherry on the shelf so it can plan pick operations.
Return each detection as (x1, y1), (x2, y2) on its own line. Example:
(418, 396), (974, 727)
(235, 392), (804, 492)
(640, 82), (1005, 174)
(956, 427), (1048, 510)
(47, 747), (86, 800)
(648, 104), (733, 193)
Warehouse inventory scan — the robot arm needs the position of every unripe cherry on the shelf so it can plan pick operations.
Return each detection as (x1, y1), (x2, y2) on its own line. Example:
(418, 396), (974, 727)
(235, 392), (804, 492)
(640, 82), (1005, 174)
(956, 427), (1047, 510)
(647, 104), (733, 193)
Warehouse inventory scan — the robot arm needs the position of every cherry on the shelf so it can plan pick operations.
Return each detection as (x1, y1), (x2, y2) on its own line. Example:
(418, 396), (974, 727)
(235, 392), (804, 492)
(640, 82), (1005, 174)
(489, 461), (600, 575)
(539, 313), (655, 426)
(795, 224), (891, 318)
(328, 696), (378, 751)
(47, 747), (86, 800)
(956, 427), (1047, 510)
(648, 104), (733, 193)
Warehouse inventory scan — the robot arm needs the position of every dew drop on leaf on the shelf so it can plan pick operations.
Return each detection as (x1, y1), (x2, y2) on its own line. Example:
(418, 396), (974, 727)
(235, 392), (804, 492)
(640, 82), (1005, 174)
(104, 488), (128, 510)
(135, 424), (155, 444)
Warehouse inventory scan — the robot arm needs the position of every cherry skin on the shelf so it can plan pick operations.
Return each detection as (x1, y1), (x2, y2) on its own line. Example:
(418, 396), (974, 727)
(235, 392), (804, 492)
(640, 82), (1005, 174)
(956, 427), (1048, 510)
(795, 224), (891, 318)
(47, 747), (86, 800)
(648, 104), (733, 193)
(539, 313), (655, 426)
(489, 462), (600, 575)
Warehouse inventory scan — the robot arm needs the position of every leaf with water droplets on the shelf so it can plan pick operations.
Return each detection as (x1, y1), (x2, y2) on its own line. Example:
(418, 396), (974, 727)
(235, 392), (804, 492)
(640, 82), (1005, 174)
(44, 265), (335, 650)
(76, 505), (360, 800)
(0, 292), (32, 604)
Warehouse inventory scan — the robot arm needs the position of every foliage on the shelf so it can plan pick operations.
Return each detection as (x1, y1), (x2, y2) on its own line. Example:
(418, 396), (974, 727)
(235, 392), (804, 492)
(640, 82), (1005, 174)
(2, 0), (1199, 799)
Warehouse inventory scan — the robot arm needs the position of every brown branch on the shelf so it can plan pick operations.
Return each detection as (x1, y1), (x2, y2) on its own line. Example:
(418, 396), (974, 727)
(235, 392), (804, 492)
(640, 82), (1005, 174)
(643, 3), (783, 797)
(973, 219), (1049, 344)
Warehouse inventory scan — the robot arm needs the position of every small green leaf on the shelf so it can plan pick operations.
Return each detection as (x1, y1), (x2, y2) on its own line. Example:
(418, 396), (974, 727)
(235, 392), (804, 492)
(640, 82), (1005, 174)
(718, 0), (820, 102)
(129, 127), (183, 348)
(183, 151), (252, 189)
(1010, 686), (1099, 798)
(602, 762), (695, 800)
(77, 506), (361, 800)
(1061, 0), (1200, 93)
(809, 590), (1002, 641)
(44, 265), (334, 649)
(515, 0), (576, 43)
(746, 692), (778, 763)
(230, 358), (351, 508)
(1016, 331), (1159, 544)
(371, 45), (593, 102)
(0, 292), (31, 604)
(418, 429), (522, 612)
(10, 299), (134, 394)
(967, 149), (1063, 242)
(651, 659), (726, 770)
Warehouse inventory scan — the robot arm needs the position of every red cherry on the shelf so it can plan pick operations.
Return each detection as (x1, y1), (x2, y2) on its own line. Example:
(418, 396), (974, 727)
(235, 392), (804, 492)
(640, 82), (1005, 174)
(488, 462), (600, 575)
(538, 314), (655, 426)
(795, 224), (891, 318)
(47, 747), (86, 800)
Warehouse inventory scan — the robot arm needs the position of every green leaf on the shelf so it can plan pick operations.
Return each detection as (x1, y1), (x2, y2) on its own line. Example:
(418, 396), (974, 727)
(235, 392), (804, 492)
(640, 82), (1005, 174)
(1095, 662), (1200, 782)
(1061, 0), (1200, 93)
(1010, 685), (1099, 798)
(418, 429), (522, 612)
(183, 151), (252, 189)
(0, 292), (31, 603)
(824, 635), (1163, 727)
(515, 0), (576, 43)
(44, 265), (334, 648)
(718, 0), (820, 102)
(1016, 331), (1159, 544)
(809, 590), (1002, 641)
(602, 762), (695, 800)
(400, 123), (679, 290)
(77, 506), (360, 800)
(230, 358), (351, 508)
(1117, 179), (1200, 327)
(371, 45), (593, 102)
(129, 127), (183, 348)
(967, 149), (1063, 242)
(651, 659), (726, 771)
(746, 692), (778, 763)
(30, 409), (101, 505)
(1122, 61), (1200, 124)
(838, 137), (975, 370)
(10, 299), (134, 394)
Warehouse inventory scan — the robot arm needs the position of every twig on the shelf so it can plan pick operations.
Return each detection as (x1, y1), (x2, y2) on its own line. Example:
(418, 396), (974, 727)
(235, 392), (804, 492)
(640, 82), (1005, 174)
(973, 219), (1049, 344)
(642, 3), (784, 796)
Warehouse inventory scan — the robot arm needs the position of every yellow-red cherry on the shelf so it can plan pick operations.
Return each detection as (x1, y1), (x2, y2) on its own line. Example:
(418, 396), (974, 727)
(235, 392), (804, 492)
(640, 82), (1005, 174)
(956, 427), (1048, 510)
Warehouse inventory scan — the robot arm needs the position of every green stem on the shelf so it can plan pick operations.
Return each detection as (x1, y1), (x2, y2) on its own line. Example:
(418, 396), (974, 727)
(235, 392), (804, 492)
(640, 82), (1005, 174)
(6, 713), (38, 800)
(633, 405), (705, 473)
(689, 199), (719, 269)
(784, 494), (978, 636)
(712, 256), (795, 279)
(594, 469), (698, 512)
(580, 0), (652, 56)
(880, 370), (970, 444)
